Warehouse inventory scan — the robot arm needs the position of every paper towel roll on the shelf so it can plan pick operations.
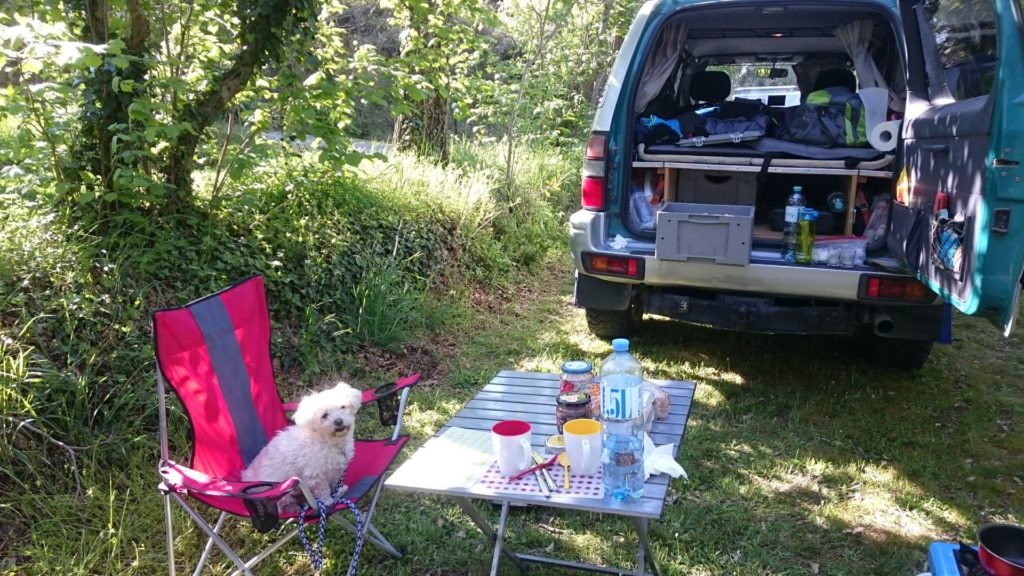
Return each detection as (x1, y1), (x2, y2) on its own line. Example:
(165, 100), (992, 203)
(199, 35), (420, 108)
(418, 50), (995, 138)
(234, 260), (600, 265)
(869, 119), (901, 152)
(858, 87), (889, 135)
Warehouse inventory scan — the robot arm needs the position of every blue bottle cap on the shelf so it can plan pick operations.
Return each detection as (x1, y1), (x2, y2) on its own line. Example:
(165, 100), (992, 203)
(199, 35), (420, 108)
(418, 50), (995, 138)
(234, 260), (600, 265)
(611, 338), (630, 352)
(561, 360), (593, 374)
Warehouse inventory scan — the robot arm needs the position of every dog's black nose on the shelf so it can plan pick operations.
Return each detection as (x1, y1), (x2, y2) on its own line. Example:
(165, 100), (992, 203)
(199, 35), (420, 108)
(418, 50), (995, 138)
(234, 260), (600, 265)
(334, 418), (345, 427)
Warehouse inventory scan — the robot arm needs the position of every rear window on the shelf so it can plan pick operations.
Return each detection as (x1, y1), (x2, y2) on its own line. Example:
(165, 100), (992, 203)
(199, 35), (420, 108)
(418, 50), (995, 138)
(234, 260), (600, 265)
(922, 0), (998, 100)
(707, 65), (799, 106)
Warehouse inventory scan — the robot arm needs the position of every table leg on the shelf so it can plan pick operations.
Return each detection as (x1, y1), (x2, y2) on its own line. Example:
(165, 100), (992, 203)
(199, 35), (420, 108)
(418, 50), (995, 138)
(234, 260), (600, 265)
(491, 501), (511, 576)
(452, 497), (528, 574)
(632, 517), (661, 576)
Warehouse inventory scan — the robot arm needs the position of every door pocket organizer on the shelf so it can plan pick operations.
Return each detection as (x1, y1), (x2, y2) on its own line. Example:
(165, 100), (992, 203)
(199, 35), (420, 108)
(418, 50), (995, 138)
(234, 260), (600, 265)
(930, 213), (966, 277)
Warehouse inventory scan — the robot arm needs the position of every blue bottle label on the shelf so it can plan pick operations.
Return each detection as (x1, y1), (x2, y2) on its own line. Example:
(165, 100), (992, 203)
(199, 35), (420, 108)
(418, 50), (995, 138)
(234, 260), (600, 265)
(601, 374), (641, 419)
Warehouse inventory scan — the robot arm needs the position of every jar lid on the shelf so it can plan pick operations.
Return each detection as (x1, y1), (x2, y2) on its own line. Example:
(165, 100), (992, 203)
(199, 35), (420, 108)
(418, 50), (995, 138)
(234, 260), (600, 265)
(557, 391), (590, 406)
(560, 360), (593, 374)
(545, 435), (566, 453)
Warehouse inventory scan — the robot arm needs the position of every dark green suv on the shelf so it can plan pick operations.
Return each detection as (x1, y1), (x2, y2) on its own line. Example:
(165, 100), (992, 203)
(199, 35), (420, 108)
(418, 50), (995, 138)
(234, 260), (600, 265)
(570, 0), (1024, 369)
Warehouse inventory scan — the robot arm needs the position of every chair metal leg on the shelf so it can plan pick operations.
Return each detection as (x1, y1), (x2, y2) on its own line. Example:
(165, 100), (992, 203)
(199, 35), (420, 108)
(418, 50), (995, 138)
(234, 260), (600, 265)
(329, 515), (403, 559)
(164, 494), (176, 576)
(365, 523), (403, 558)
(227, 526), (301, 576)
(332, 472), (404, 559)
(192, 512), (227, 576)
(171, 494), (254, 576)
(358, 472), (388, 535)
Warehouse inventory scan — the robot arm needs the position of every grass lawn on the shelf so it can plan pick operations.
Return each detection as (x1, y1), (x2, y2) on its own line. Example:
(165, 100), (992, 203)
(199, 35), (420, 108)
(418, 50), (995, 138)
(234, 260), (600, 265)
(95, 252), (1023, 576)
(187, 252), (1021, 576)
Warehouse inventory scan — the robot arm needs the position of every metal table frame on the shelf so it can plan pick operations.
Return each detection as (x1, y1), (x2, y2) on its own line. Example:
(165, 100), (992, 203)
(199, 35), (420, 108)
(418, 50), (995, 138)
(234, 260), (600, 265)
(385, 370), (695, 575)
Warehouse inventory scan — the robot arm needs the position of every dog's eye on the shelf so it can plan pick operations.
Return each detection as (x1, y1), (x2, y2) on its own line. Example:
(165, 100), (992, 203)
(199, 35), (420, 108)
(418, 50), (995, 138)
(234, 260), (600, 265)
(321, 413), (328, 420)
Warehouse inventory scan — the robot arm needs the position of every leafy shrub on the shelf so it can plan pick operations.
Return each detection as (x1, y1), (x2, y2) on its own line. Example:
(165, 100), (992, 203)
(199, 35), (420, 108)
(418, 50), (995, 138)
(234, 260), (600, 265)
(0, 137), (579, 573)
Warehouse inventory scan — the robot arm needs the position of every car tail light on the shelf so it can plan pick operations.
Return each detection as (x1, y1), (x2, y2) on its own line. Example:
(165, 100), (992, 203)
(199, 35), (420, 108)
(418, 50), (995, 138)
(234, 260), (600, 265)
(895, 168), (909, 204)
(581, 133), (607, 211)
(860, 275), (935, 303)
(583, 252), (643, 279)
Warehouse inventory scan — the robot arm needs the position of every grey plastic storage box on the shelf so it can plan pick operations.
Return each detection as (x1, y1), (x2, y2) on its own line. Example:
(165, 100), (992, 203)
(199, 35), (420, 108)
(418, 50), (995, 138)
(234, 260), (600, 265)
(655, 203), (754, 266)
(676, 170), (756, 205)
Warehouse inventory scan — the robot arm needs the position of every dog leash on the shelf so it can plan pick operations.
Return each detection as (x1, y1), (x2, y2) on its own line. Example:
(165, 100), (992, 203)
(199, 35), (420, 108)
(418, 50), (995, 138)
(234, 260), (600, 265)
(298, 476), (364, 575)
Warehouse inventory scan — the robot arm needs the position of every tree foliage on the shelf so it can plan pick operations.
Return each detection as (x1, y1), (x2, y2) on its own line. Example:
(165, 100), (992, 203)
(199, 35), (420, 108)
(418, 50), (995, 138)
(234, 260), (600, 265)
(383, 0), (493, 160)
(1, 0), (370, 217)
(1, 0), (638, 217)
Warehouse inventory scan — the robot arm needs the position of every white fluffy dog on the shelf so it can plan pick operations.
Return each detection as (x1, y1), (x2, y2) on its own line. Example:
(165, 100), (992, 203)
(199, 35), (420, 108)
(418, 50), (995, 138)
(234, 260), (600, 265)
(242, 381), (364, 513)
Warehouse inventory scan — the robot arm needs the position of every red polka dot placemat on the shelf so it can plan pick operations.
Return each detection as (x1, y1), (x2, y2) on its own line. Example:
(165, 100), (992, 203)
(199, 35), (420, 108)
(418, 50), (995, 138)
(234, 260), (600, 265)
(473, 462), (604, 499)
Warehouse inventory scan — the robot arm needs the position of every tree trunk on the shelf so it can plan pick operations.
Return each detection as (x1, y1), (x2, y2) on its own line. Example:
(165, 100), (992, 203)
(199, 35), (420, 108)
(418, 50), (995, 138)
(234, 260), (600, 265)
(161, 0), (311, 210)
(162, 40), (264, 207)
(67, 0), (149, 211)
(391, 92), (450, 161)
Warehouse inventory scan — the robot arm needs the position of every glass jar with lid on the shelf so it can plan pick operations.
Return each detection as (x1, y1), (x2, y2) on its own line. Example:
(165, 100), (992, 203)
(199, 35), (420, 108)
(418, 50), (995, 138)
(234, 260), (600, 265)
(555, 391), (591, 433)
(559, 360), (594, 393)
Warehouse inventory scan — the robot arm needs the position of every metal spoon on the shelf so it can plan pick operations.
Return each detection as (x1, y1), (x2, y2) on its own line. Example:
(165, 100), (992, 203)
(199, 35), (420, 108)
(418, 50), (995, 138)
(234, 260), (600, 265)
(557, 452), (570, 490)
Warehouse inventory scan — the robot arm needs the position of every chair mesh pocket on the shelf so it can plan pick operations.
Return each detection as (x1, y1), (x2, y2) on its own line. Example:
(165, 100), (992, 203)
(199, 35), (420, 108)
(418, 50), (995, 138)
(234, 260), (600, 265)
(242, 483), (281, 533)
(372, 382), (400, 426)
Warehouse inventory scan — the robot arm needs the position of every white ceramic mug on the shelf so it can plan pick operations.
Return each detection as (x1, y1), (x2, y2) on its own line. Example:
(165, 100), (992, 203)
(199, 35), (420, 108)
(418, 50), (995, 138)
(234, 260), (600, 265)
(491, 420), (533, 476)
(563, 418), (602, 475)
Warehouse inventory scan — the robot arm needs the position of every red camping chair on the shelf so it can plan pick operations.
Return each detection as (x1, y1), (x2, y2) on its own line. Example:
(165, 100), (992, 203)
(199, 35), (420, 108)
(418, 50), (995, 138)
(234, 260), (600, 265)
(154, 275), (420, 575)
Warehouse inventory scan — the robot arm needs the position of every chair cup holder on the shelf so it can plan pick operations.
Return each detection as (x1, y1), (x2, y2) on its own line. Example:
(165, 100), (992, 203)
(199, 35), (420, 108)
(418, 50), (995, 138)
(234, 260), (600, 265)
(372, 382), (400, 426)
(242, 483), (281, 533)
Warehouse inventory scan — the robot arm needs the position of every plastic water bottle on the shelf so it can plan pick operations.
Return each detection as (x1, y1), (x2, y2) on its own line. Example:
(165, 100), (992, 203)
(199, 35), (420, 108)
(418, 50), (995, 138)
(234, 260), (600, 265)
(781, 186), (806, 262)
(795, 208), (819, 264)
(599, 338), (645, 500)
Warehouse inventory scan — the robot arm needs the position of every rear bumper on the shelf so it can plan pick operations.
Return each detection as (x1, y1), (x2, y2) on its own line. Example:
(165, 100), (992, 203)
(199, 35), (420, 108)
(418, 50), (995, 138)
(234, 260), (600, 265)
(646, 289), (854, 334)
(570, 210), (945, 340)
(569, 209), (939, 302)
(575, 274), (945, 340)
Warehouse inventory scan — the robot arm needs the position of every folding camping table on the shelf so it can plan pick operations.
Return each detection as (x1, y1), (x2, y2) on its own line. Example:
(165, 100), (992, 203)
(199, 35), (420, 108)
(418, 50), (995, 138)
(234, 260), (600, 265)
(384, 370), (695, 576)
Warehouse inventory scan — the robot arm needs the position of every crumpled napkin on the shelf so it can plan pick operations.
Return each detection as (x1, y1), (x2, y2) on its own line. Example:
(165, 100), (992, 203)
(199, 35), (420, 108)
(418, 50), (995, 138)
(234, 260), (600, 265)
(643, 433), (688, 481)
(609, 234), (629, 249)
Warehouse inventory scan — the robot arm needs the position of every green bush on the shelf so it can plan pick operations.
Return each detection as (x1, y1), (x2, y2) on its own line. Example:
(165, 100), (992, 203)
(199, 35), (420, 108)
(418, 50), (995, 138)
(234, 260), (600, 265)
(0, 138), (580, 574)
(449, 138), (580, 269)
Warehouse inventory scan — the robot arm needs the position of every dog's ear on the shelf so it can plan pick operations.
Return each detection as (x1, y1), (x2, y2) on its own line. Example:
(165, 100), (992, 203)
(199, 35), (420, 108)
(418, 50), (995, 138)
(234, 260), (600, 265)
(350, 387), (364, 411)
(292, 394), (317, 426)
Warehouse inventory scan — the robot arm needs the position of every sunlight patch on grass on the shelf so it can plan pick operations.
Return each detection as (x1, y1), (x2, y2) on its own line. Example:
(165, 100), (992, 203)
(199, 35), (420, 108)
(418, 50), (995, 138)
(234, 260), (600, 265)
(517, 356), (562, 373)
(692, 380), (728, 408)
(400, 399), (465, 437)
(823, 464), (968, 541)
(743, 458), (967, 543)
(645, 357), (747, 389)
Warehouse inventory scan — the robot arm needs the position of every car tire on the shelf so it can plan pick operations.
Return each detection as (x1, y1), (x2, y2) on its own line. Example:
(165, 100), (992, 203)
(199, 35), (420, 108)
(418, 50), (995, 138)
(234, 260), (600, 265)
(870, 336), (933, 370)
(585, 301), (644, 339)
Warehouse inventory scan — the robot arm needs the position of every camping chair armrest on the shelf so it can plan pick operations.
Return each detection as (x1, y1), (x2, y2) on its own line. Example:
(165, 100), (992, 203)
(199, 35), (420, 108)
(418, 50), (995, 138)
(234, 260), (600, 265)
(362, 373), (420, 441)
(283, 373), (420, 412)
(159, 462), (300, 500)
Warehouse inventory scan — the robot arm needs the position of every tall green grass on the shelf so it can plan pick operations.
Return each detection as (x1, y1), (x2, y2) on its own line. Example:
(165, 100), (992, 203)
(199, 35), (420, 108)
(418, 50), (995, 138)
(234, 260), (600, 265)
(0, 136), (581, 575)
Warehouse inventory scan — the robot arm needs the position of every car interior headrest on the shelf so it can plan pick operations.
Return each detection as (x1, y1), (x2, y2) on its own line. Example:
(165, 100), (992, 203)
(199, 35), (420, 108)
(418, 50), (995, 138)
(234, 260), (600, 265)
(690, 70), (731, 103)
(812, 68), (857, 92)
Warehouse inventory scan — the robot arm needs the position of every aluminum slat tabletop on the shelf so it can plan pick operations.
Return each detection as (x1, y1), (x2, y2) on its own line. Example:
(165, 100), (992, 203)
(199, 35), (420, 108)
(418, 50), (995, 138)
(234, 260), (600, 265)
(384, 370), (695, 575)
